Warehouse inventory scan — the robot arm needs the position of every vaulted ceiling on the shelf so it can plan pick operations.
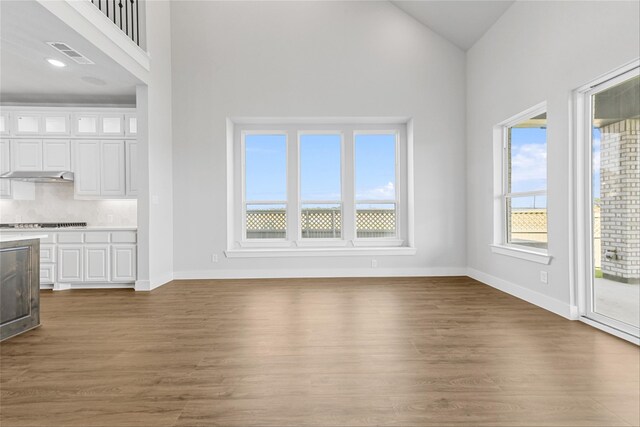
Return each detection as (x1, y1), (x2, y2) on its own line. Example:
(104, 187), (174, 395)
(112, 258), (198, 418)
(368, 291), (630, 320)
(392, 1), (515, 50)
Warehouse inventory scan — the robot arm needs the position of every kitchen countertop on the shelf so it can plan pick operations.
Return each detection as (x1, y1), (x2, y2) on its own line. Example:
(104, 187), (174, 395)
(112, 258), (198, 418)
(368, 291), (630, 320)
(0, 227), (137, 232)
(0, 234), (49, 243)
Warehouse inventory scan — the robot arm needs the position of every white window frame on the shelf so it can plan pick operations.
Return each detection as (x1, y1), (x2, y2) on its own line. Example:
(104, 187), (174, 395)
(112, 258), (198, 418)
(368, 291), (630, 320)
(241, 130), (290, 247)
(491, 102), (552, 264)
(352, 129), (402, 247)
(226, 118), (415, 257)
(297, 130), (347, 247)
(573, 60), (640, 342)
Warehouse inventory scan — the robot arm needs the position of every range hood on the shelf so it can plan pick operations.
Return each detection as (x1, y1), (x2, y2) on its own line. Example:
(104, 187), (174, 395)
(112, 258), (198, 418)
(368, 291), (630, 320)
(0, 171), (74, 183)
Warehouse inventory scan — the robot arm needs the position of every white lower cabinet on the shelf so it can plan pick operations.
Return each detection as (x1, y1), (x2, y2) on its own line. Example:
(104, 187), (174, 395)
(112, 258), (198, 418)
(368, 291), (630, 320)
(84, 245), (110, 282)
(0, 231), (137, 287)
(25, 230), (137, 287)
(40, 264), (56, 284)
(58, 245), (84, 282)
(111, 245), (136, 282)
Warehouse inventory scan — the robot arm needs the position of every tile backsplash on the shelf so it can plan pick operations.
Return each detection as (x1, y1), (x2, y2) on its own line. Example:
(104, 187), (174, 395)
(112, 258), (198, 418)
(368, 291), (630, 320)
(0, 183), (137, 226)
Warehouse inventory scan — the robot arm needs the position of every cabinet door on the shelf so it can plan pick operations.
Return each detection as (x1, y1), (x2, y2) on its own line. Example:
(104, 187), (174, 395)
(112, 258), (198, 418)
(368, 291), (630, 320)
(0, 112), (9, 135)
(125, 114), (137, 136)
(0, 140), (11, 197)
(111, 245), (136, 282)
(125, 141), (138, 196)
(40, 264), (55, 284)
(101, 115), (124, 136)
(84, 245), (109, 282)
(43, 140), (71, 171)
(75, 115), (99, 135)
(58, 246), (83, 282)
(43, 114), (70, 135)
(74, 140), (101, 196)
(15, 113), (41, 135)
(100, 141), (125, 196)
(11, 140), (42, 171)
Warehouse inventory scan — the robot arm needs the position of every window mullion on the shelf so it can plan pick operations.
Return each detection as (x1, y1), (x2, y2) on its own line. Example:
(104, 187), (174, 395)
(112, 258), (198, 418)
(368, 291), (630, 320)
(287, 129), (298, 242)
(343, 130), (355, 241)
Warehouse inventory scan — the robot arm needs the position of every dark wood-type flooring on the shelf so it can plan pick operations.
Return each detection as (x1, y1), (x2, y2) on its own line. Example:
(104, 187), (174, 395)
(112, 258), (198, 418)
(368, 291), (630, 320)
(1, 277), (638, 426)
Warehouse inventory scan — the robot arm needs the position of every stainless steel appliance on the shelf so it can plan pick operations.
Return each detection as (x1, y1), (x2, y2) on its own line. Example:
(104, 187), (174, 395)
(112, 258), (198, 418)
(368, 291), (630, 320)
(0, 222), (87, 229)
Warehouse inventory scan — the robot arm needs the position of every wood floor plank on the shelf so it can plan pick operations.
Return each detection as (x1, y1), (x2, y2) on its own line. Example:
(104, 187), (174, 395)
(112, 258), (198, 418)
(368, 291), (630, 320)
(1, 277), (638, 427)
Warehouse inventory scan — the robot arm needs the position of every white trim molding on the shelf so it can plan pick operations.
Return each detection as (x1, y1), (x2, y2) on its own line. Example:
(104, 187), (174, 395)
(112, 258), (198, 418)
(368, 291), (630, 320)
(135, 271), (173, 292)
(225, 246), (417, 258)
(43, 283), (135, 291)
(36, 0), (150, 83)
(490, 244), (552, 265)
(467, 268), (577, 320)
(174, 267), (466, 280)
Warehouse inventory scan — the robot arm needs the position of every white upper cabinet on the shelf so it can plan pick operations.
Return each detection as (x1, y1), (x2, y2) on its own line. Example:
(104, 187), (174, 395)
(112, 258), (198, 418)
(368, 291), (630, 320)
(15, 113), (41, 135)
(125, 114), (137, 136)
(74, 140), (101, 196)
(11, 140), (42, 171)
(11, 140), (71, 171)
(100, 141), (126, 196)
(0, 140), (11, 197)
(74, 140), (130, 198)
(43, 114), (70, 135)
(125, 141), (138, 196)
(101, 115), (124, 136)
(2, 109), (135, 137)
(76, 114), (99, 135)
(0, 113), (10, 135)
(42, 140), (71, 171)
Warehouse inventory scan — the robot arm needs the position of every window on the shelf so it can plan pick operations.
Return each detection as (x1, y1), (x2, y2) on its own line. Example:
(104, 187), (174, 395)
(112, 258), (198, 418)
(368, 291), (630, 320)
(355, 133), (398, 238)
(495, 104), (548, 252)
(300, 133), (342, 239)
(244, 133), (287, 240)
(230, 120), (412, 254)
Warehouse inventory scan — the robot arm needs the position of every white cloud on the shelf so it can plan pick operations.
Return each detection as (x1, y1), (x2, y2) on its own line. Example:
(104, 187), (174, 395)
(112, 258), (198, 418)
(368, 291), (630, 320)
(357, 182), (395, 200)
(511, 143), (547, 183)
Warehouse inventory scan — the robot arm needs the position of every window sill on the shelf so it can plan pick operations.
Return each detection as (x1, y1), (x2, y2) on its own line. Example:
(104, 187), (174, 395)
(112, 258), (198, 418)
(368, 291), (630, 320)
(225, 246), (417, 258)
(490, 244), (552, 265)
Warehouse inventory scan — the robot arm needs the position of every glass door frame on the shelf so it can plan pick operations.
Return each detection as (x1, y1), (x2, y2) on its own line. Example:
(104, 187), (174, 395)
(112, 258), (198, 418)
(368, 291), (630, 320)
(574, 61), (640, 341)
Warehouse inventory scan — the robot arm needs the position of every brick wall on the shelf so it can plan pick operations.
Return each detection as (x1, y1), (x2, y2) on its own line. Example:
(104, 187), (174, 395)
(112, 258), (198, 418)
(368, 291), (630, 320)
(600, 119), (640, 284)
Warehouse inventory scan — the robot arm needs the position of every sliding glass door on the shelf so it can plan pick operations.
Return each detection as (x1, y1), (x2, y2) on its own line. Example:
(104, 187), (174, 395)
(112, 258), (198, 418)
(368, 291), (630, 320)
(584, 66), (639, 337)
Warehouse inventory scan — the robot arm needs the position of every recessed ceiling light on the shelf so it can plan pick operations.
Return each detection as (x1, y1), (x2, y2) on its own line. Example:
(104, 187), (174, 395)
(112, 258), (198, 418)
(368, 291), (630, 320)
(47, 58), (66, 68)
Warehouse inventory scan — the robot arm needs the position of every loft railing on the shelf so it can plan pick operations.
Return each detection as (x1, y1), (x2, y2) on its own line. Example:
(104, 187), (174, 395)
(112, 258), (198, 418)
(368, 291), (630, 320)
(89, 0), (141, 46)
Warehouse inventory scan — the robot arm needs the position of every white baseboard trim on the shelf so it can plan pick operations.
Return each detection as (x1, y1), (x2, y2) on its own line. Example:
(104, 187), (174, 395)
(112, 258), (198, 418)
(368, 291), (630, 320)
(467, 268), (578, 320)
(135, 272), (174, 292)
(173, 267), (468, 281)
(41, 283), (134, 290)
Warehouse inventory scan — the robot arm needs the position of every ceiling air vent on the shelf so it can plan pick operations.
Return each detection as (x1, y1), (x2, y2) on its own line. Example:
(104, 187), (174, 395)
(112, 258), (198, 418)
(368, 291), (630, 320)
(46, 42), (94, 65)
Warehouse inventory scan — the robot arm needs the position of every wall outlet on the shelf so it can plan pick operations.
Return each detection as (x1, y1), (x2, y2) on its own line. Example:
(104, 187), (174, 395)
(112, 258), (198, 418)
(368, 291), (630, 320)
(107, 214), (114, 223)
(371, 259), (378, 268)
(540, 270), (548, 284)
(211, 254), (218, 263)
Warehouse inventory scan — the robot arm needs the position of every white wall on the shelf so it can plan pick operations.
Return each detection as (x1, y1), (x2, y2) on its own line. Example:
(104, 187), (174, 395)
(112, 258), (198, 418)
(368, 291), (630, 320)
(170, 1), (467, 278)
(135, 0), (173, 290)
(0, 183), (136, 226)
(466, 1), (640, 316)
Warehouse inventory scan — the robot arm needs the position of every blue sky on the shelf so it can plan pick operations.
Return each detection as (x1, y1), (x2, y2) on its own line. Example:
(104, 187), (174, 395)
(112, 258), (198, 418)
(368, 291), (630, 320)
(245, 133), (396, 204)
(509, 127), (547, 208)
